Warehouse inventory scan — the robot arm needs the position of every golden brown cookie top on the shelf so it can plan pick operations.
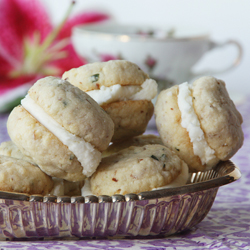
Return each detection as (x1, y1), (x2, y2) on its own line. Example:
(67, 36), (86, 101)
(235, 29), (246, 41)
(103, 134), (163, 157)
(90, 144), (188, 196)
(62, 60), (149, 91)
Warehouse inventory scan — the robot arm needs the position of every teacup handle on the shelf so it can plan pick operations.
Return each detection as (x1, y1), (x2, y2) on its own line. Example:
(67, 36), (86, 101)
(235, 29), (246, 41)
(190, 39), (243, 78)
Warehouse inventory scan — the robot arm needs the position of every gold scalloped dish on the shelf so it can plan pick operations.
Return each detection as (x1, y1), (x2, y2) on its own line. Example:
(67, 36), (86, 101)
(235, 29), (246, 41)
(0, 160), (241, 239)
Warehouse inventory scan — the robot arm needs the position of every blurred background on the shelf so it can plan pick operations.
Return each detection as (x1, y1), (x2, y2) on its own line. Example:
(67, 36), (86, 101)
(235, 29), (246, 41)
(44, 0), (250, 103)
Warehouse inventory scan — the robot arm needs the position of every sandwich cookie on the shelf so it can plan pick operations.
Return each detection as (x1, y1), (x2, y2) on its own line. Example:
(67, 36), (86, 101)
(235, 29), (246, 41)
(62, 60), (158, 142)
(155, 76), (244, 172)
(7, 76), (114, 181)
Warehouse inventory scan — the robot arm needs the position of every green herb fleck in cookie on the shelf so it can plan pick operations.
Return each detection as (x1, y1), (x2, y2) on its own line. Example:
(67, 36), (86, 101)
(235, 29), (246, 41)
(151, 155), (159, 161)
(91, 74), (99, 83)
(62, 100), (68, 107)
(69, 154), (75, 160)
(161, 154), (167, 161)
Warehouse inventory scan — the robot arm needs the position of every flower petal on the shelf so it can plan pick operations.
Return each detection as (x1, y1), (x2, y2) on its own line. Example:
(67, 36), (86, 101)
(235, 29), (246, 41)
(0, 0), (52, 72)
(57, 12), (109, 39)
(0, 75), (40, 94)
(0, 75), (41, 112)
(47, 43), (87, 76)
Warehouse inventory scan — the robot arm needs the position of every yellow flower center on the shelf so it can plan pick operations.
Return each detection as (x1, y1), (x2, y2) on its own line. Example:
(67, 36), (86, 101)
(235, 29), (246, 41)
(10, 2), (75, 78)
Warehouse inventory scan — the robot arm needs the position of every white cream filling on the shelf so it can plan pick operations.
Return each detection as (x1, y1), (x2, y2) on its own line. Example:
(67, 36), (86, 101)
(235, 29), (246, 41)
(87, 79), (158, 105)
(177, 82), (215, 164)
(49, 178), (65, 196)
(81, 178), (92, 196)
(21, 95), (101, 177)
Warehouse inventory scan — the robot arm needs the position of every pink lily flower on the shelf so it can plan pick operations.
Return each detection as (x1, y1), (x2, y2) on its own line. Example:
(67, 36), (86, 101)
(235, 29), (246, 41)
(0, 0), (109, 112)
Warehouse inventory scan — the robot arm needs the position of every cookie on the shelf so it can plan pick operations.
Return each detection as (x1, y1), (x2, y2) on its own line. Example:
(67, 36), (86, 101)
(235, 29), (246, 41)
(0, 155), (53, 195)
(62, 60), (149, 91)
(0, 141), (84, 196)
(102, 100), (154, 142)
(62, 60), (158, 142)
(102, 134), (163, 157)
(90, 144), (189, 196)
(7, 76), (114, 181)
(155, 76), (244, 172)
(0, 141), (35, 164)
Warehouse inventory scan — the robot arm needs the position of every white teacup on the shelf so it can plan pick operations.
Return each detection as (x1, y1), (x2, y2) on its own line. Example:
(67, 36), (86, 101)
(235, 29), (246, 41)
(72, 22), (242, 90)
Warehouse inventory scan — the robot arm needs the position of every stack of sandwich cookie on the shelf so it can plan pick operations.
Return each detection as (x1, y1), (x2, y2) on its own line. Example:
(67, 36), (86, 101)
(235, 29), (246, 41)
(7, 76), (114, 182)
(63, 60), (158, 142)
(0, 61), (244, 197)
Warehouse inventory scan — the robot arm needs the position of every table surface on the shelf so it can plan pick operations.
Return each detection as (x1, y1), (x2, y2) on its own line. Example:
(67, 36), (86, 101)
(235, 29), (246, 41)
(0, 98), (249, 250)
